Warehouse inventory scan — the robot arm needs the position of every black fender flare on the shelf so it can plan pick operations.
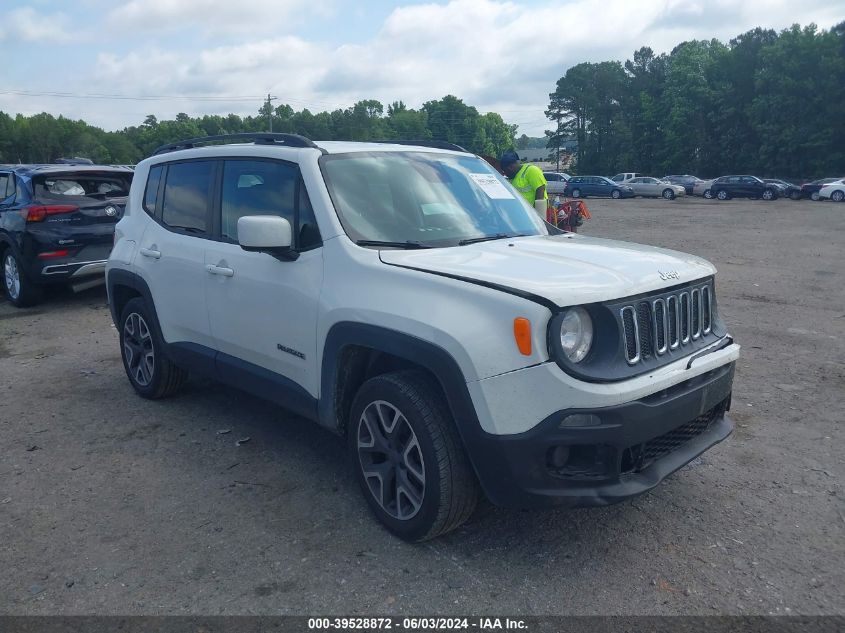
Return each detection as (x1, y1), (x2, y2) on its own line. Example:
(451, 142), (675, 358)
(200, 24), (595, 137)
(318, 322), (478, 434)
(106, 268), (160, 333)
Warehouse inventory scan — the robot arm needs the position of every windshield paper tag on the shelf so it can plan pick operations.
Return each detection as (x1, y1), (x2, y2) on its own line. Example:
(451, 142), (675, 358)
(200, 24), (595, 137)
(469, 173), (514, 199)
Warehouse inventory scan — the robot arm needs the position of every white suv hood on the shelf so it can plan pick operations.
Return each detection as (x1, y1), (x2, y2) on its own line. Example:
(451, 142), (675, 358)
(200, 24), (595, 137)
(379, 234), (716, 307)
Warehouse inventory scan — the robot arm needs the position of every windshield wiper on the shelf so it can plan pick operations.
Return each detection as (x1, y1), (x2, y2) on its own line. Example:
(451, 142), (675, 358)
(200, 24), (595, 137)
(458, 233), (526, 246)
(355, 240), (433, 249)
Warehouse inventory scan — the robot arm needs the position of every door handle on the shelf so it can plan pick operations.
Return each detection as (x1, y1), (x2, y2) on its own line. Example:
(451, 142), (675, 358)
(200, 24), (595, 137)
(205, 264), (234, 277)
(139, 247), (161, 259)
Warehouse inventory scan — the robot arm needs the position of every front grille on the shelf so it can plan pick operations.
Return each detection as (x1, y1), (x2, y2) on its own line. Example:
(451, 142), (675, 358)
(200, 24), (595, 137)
(621, 401), (725, 474)
(620, 281), (713, 366)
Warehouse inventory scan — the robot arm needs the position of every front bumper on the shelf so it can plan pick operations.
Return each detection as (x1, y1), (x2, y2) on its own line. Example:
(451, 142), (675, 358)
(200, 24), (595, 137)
(462, 361), (735, 509)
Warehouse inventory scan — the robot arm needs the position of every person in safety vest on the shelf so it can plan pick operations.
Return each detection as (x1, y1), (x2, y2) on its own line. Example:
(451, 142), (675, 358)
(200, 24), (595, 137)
(499, 150), (548, 217)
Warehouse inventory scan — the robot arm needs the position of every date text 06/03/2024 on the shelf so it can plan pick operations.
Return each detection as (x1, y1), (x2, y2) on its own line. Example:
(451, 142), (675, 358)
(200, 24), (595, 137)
(307, 617), (528, 630)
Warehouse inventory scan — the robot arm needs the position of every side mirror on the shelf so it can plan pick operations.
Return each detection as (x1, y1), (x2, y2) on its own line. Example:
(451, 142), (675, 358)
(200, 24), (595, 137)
(237, 215), (298, 261)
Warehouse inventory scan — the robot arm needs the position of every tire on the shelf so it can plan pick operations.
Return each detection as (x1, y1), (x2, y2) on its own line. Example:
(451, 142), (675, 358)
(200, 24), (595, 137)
(790, 191), (801, 201)
(2, 249), (43, 307)
(349, 370), (478, 542)
(703, 189), (713, 199)
(611, 189), (621, 199)
(761, 188), (775, 201)
(716, 190), (729, 201)
(811, 192), (820, 201)
(571, 188), (581, 198)
(662, 188), (675, 200)
(831, 190), (844, 202)
(119, 297), (187, 399)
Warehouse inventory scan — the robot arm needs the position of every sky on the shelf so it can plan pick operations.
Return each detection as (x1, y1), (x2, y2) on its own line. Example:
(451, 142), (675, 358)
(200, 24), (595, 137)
(1, 0), (842, 137)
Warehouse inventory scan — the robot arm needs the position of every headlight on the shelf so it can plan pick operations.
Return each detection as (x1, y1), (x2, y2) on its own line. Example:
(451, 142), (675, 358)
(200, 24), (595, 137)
(558, 307), (593, 363)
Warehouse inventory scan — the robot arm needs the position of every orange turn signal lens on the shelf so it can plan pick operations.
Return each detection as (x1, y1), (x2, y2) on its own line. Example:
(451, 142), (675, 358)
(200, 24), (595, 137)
(513, 318), (532, 356)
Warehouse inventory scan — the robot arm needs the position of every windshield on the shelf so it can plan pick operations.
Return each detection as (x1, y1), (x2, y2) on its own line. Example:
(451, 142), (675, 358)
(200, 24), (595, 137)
(320, 151), (548, 247)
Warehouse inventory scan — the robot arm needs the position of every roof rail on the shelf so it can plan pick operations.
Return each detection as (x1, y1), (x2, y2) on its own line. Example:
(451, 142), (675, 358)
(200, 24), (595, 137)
(152, 133), (321, 156)
(371, 139), (471, 153)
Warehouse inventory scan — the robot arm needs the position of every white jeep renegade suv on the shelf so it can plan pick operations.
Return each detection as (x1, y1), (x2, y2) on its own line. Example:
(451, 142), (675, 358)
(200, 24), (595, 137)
(107, 133), (740, 541)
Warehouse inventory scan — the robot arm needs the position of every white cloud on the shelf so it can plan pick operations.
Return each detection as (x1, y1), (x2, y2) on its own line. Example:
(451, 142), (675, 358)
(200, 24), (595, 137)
(105, 0), (334, 36)
(0, 6), (79, 43)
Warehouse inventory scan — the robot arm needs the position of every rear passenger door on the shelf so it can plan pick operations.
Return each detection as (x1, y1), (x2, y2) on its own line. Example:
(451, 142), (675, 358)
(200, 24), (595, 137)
(203, 158), (324, 397)
(136, 160), (216, 348)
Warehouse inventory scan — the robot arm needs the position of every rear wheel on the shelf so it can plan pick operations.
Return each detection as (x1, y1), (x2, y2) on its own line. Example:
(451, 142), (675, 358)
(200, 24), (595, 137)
(571, 188), (581, 198)
(703, 189), (714, 199)
(716, 190), (729, 201)
(831, 190), (844, 202)
(119, 297), (187, 399)
(3, 249), (42, 307)
(611, 189), (621, 199)
(790, 191), (801, 201)
(662, 188), (675, 200)
(349, 370), (478, 542)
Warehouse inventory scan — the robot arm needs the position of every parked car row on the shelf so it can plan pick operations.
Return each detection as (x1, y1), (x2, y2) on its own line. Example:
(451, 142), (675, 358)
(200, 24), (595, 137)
(610, 172), (845, 201)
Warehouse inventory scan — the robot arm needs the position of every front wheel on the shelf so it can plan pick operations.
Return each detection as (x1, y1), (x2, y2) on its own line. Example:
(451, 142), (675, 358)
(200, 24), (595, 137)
(811, 192), (820, 201)
(3, 250), (42, 307)
(571, 188), (581, 198)
(119, 297), (187, 399)
(662, 188), (675, 200)
(703, 189), (714, 199)
(790, 191), (801, 201)
(716, 190), (729, 200)
(762, 189), (776, 201)
(831, 190), (844, 202)
(611, 189), (621, 199)
(349, 370), (478, 542)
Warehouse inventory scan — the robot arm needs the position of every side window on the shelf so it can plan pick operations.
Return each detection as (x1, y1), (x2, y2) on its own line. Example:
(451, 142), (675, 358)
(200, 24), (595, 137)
(220, 160), (297, 243)
(143, 165), (163, 216)
(162, 161), (214, 235)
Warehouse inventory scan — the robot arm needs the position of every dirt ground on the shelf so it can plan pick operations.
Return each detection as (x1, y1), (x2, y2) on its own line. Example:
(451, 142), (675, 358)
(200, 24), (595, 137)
(1, 196), (843, 616)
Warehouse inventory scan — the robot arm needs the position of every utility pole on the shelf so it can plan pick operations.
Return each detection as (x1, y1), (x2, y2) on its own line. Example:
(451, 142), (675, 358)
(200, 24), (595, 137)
(265, 93), (278, 132)
(556, 117), (561, 172)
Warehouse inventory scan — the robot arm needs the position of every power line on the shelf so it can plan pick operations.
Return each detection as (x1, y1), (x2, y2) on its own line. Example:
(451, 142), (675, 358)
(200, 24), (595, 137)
(0, 90), (266, 102)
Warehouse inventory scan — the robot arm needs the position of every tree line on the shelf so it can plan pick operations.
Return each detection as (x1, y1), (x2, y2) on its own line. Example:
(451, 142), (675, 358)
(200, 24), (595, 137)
(0, 95), (516, 165)
(547, 22), (845, 180)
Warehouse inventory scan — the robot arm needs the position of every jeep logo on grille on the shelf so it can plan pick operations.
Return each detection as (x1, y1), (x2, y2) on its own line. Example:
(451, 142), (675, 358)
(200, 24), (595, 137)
(659, 270), (680, 281)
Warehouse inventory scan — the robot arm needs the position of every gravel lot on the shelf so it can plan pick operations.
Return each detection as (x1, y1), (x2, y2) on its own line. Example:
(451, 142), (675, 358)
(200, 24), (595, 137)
(1, 196), (843, 616)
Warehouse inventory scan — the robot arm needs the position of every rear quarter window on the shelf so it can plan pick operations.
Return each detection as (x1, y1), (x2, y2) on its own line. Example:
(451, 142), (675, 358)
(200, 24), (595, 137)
(144, 165), (163, 216)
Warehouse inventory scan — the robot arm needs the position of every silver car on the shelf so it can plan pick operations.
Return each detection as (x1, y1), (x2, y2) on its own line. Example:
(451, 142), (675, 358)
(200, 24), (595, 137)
(543, 172), (571, 196)
(693, 179), (715, 198)
(627, 177), (686, 200)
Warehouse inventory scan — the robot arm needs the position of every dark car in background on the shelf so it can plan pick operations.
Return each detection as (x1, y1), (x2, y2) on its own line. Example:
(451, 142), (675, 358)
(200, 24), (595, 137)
(564, 175), (635, 199)
(763, 179), (801, 200)
(661, 174), (703, 195)
(0, 164), (133, 306)
(710, 175), (779, 201)
(800, 178), (840, 201)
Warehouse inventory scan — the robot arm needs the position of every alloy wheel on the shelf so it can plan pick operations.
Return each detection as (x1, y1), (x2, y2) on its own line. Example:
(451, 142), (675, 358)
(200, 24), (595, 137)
(357, 400), (425, 521)
(832, 191), (844, 202)
(762, 189), (774, 200)
(3, 254), (20, 300)
(123, 312), (155, 387)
